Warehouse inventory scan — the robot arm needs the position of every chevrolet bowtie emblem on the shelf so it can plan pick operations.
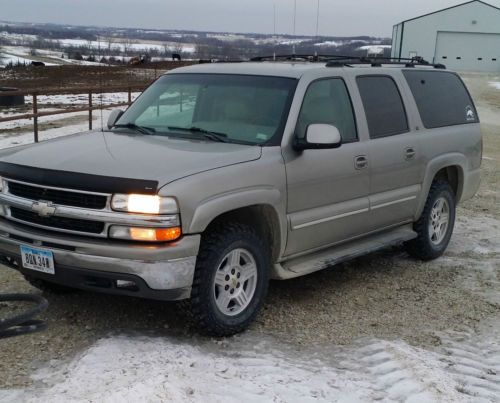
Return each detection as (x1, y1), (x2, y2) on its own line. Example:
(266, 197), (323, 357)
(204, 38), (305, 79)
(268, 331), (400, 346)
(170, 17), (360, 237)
(31, 201), (56, 217)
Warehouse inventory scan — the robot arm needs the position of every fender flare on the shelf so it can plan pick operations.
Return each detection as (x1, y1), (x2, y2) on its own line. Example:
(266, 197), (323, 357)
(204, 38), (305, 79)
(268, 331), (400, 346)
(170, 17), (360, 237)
(188, 187), (287, 257)
(416, 153), (466, 219)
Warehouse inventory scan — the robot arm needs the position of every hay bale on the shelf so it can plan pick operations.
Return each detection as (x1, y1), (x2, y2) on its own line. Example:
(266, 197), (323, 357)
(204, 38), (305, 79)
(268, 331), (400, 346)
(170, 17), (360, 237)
(0, 87), (25, 108)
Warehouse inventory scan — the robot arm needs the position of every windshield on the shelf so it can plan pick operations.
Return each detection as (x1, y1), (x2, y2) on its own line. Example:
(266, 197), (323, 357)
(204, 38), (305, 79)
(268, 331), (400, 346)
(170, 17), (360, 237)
(113, 73), (297, 145)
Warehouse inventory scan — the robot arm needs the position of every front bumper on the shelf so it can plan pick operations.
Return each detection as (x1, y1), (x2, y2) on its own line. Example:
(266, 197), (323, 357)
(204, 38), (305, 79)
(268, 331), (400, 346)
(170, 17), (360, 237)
(0, 218), (200, 301)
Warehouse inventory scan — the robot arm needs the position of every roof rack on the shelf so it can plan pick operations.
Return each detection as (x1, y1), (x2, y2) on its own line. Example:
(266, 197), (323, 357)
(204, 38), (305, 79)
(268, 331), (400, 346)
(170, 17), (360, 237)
(325, 56), (446, 69)
(248, 54), (446, 69)
(250, 54), (344, 62)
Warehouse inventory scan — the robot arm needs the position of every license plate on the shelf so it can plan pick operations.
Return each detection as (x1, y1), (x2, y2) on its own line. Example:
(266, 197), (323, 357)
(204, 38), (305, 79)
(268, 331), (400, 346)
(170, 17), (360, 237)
(20, 245), (55, 275)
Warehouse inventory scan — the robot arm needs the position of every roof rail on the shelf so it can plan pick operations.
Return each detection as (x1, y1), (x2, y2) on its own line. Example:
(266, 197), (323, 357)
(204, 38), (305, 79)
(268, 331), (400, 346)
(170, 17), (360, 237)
(325, 56), (446, 69)
(248, 54), (446, 69)
(250, 54), (343, 62)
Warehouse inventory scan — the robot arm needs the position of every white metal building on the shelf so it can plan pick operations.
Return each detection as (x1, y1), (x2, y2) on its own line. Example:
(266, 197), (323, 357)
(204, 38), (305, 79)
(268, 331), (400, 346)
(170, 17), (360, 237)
(392, 0), (500, 71)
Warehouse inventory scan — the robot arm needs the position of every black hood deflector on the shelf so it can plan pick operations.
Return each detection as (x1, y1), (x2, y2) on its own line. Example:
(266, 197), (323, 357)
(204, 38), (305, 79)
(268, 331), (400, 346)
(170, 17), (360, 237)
(0, 162), (158, 195)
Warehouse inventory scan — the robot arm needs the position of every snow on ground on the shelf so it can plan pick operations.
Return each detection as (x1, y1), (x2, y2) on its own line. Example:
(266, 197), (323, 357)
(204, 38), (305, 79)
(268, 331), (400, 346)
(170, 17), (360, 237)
(0, 214), (498, 402)
(1, 319), (497, 402)
(357, 45), (392, 54)
(489, 82), (500, 90)
(0, 91), (141, 148)
(0, 109), (114, 149)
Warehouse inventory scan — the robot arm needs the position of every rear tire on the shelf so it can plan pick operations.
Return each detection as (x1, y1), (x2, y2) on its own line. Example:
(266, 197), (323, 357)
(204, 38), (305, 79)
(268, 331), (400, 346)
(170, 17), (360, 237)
(406, 180), (456, 261)
(188, 222), (269, 337)
(24, 275), (77, 295)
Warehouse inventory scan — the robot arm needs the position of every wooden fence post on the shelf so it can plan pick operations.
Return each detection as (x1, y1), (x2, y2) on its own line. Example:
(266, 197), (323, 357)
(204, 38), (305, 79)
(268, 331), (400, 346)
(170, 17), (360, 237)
(128, 87), (132, 104)
(33, 93), (38, 143)
(88, 91), (93, 130)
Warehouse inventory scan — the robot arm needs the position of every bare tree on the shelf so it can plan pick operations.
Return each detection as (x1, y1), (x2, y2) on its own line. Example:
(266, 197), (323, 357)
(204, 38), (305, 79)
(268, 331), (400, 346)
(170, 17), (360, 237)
(122, 38), (134, 56)
(163, 43), (170, 57)
(106, 36), (116, 55)
(173, 44), (183, 56)
(0, 46), (5, 66)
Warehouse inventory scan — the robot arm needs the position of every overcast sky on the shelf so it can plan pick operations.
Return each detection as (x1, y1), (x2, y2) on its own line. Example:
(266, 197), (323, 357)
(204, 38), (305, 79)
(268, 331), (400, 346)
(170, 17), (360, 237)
(1, 0), (500, 37)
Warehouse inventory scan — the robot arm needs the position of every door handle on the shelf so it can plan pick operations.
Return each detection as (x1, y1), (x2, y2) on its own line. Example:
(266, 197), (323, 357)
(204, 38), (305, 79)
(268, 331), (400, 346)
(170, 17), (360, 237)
(354, 155), (368, 170)
(405, 147), (416, 160)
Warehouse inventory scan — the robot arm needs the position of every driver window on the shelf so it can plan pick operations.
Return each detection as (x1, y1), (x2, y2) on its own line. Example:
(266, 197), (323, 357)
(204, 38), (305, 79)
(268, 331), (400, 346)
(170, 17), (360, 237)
(296, 78), (358, 143)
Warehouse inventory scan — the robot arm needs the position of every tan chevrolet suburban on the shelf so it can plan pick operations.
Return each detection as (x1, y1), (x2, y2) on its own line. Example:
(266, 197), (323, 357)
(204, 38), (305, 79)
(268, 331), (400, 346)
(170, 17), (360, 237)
(0, 56), (482, 336)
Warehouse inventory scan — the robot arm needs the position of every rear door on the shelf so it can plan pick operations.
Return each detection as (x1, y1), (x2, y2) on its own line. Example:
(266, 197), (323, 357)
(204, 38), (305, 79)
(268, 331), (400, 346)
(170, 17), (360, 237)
(356, 74), (423, 230)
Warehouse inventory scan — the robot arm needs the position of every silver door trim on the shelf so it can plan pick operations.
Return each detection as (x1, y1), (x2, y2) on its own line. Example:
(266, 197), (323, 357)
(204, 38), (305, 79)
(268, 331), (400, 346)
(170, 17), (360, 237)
(371, 196), (417, 210)
(292, 208), (369, 230)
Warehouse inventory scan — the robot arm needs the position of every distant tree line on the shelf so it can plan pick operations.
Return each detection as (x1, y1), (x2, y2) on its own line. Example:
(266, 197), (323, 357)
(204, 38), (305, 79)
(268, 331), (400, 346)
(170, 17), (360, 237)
(0, 23), (391, 63)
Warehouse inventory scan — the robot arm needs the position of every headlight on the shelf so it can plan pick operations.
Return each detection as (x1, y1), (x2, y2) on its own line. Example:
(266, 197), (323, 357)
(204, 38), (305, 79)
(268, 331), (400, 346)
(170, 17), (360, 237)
(111, 194), (178, 215)
(109, 225), (182, 242)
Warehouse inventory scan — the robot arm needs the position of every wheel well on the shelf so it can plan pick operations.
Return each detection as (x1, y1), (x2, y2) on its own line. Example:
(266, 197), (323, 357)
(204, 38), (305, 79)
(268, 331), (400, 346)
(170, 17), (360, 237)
(205, 205), (281, 263)
(434, 166), (462, 198)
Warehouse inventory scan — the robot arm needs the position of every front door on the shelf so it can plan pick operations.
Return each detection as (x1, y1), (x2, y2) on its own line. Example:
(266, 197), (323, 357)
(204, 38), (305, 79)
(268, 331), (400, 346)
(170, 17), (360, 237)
(283, 77), (371, 257)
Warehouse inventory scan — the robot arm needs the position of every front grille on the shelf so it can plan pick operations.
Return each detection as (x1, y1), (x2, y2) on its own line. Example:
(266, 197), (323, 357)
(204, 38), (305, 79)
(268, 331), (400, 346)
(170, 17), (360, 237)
(8, 181), (107, 210)
(10, 207), (105, 234)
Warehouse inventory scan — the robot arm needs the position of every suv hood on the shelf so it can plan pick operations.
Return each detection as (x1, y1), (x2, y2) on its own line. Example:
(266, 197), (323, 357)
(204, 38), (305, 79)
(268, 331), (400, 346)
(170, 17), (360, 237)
(0, 131), (262, 189)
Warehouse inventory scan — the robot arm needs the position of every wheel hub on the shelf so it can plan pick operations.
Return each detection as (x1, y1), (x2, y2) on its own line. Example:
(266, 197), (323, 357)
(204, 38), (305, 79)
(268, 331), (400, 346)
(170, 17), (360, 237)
(213, 248), (258, 316)
(428, 196), (450, 246)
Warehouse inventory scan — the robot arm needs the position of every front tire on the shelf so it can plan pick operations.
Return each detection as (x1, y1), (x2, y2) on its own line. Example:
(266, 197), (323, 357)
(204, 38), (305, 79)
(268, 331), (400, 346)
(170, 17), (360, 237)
(188, 222), (269, 337)
(406, 180), (456, 261)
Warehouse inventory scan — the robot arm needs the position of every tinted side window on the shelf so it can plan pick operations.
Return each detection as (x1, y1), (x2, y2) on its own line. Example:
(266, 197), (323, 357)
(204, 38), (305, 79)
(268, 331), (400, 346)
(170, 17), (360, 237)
(357, 76), (409, 138)
(296, 78), (358, 143)
(403, 71), (478, 128)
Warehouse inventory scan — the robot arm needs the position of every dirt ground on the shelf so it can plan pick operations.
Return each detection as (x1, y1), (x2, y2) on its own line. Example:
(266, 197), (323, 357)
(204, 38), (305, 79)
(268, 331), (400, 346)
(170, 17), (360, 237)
(0, 62), (193, 91)
(0, 72), (499, 391)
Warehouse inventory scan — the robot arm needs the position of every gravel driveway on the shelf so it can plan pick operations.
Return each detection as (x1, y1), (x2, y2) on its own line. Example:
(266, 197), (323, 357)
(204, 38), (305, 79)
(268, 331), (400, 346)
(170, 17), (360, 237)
(0, 72), (499, 398)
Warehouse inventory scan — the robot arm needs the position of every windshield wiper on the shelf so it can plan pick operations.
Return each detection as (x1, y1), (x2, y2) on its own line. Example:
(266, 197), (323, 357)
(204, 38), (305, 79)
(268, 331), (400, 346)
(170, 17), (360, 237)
(113, 123), (156, 135)
(167, 126), (229, 143)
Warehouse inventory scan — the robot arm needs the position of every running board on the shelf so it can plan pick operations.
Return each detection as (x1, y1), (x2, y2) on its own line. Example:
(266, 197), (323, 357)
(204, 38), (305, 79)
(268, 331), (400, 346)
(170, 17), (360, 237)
(273, 225), (417, 280)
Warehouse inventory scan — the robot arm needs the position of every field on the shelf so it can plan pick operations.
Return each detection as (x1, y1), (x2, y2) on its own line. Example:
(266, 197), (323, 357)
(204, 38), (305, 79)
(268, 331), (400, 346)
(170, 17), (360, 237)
(0, 72), (498, 402)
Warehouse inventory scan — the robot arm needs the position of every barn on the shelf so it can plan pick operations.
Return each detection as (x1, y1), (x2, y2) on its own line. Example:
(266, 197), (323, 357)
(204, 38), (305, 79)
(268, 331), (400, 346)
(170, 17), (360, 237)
(391, 0), (500, 71)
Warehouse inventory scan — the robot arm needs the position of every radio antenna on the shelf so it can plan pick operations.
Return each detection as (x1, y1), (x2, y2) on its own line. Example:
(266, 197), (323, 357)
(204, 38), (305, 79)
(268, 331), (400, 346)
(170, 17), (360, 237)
(315, 0), (320, 38)
(292, 0), (297, 56)
(273, 3), (277, 60)
(98, 36), (104, 132)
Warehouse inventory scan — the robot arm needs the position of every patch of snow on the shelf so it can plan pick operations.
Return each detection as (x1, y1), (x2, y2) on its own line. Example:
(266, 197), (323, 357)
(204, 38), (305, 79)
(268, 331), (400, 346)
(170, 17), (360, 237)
(0, 109), (115, 149)
(314, 41), (342, 47)
(1, 333), (474, 403)
(488, 81), (500, 90)
(448, 214), (500, 256)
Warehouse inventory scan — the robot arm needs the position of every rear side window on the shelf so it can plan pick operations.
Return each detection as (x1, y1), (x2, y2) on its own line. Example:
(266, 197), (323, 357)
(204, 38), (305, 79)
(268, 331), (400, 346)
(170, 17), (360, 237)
(357, 76), (409, 139)
(403, 70), (478, 128)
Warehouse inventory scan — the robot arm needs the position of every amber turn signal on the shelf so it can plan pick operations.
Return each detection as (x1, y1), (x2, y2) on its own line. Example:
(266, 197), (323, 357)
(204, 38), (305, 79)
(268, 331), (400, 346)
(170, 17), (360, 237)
(109, 226), (182, 242)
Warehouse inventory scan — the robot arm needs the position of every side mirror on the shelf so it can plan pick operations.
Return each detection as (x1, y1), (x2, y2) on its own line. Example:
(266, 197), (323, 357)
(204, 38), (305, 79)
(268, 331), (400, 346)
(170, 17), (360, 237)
(107, 109), (124, 130)
(293, 124), (342, 151)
